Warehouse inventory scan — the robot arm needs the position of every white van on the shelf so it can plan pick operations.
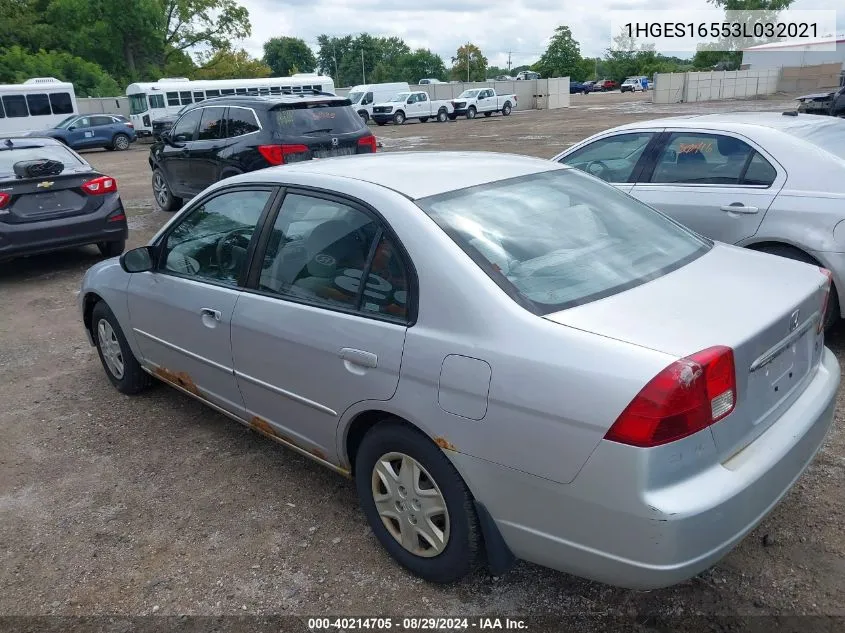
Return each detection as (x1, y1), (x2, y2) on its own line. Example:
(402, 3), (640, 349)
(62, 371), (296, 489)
(0, 78), (78, 137)
(346, 83), (410, 122)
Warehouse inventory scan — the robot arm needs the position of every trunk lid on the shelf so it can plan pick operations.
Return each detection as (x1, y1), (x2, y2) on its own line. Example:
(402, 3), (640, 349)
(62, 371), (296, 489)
(544, 243), (829, 460)
(0, 169), (102, 223)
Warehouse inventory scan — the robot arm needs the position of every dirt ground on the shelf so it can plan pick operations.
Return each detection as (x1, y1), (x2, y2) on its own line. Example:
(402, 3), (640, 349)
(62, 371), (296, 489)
(2, 90), (844, 626)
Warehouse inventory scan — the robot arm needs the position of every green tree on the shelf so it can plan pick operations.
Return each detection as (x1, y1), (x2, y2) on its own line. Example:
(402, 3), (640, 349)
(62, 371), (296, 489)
(162, 0), (251, 63)
(535, 26), (582, 79)
(263, 36), (316, 76)
(194, 47), (271, 79)
(0, 45), (121, 95)
(450, 43), (486, 82)
(316, 34), (353, 79)
(398, 48), (446, 83)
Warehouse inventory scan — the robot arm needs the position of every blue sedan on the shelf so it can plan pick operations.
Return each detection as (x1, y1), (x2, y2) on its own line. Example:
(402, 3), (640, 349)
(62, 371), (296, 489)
(27, 114), (137, 151)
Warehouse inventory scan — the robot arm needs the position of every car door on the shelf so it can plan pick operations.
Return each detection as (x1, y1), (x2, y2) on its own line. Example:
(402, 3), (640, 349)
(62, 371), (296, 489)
(231, 190), (412, 462)
(556, 131), (663, 194)
(90, 116), (116, 146)
(66, 116), (95, 148)
(417, 92), (431, 116)
(187, 106), (227, 194)
(479, 89), (494, 112)
(630, 130), (784, 244)
(405, 93), (420, 118)
(159, 107), (202, 198)
(126, 186), (278, 417)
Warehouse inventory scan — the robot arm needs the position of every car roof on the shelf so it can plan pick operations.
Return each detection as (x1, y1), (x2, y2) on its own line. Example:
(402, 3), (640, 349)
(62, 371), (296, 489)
(607, 111), (842, 134)
(236, 151), (564, 200)
(186, 93), (347, 109)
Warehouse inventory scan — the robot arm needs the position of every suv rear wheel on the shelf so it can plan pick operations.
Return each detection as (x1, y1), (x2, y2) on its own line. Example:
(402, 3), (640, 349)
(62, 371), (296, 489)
(152, 169), (182, 213)
(111, 133), (131, 151)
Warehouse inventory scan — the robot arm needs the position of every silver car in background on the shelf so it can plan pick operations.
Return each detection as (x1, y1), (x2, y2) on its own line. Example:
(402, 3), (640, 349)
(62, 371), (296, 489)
(551, 113), (845, 328)
(79, 152), (839, 589)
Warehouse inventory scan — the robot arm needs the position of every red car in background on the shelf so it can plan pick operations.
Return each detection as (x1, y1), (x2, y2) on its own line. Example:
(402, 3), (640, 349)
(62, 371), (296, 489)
(595, 79), (619, 91)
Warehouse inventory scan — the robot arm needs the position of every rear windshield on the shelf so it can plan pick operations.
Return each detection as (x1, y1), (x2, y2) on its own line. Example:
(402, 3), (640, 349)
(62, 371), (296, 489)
(783, 120), (845, 161)
(270, 102), (366, 135)
(0, 145), (84, 176)
(417, 169), (710, 314)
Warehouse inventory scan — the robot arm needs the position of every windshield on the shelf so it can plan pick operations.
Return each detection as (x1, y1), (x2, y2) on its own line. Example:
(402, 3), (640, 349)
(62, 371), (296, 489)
(347, 91), (363, 104)
(129, 93), (148, 115)
(459, 90), (480, 98)
(270, 102), (366, 135)
(54, 115), (78, 129)
(390, 93), (410, 102)
(417, 169), (709, 314)
(783, 121), (845, 161)
(0, 145), (85, 176)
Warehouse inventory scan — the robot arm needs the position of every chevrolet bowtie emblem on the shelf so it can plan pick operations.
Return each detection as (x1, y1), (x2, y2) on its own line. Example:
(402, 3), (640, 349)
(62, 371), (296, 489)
(37, 181), (54, 188)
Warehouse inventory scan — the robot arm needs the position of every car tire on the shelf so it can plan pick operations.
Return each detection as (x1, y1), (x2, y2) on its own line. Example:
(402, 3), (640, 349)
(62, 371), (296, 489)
(502, 103), (512, 116)
(437, 109), (448, 123)
(152, 169), (182, 213)
(92, 301), (152, 395)
(484, 111), (492, 117)
(754, 244), (840, 329)
(447, 114), (457, 121)
(358, 110), (369, 123)
(393, 111), (406, 125)
(112, 134), (131, 151)
(376, 121), (387, 126)
(354, 420), (482, 584)
(420, 117), (429, 123)
(98, 240), (125, 258)
(466, 106), (476, 120)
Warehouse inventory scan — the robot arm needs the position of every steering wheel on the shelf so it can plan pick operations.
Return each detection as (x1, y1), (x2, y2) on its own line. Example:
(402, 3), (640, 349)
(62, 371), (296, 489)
(585, 160), (610, 179)
(215, 227), (254, 274)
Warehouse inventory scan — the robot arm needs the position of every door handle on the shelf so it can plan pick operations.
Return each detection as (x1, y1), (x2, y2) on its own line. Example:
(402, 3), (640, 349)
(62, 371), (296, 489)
(200, 308), (221, 321)
(720, 203), (759, 214)
(339, 348), (378, 369)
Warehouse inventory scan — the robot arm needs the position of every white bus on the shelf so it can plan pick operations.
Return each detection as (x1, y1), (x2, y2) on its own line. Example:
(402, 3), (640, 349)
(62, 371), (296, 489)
(126, 74), (337, 136)
(0, 78), (78, 137)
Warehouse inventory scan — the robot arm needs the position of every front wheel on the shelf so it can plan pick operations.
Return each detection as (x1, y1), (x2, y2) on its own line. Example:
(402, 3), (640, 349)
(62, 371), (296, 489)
(393, 111), (406, 125)
(152, 169), (182, 213)
(466, 106), (476, 120)
(355, 421), (482, 584)
(437, 110), (448, 123)
(92, 301), (152, 395)
(502, 103), (512, 116)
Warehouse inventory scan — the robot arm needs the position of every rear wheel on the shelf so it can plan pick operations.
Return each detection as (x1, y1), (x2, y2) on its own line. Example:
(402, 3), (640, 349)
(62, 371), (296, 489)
(466, 106), (476, 120)
(484, 111), (492, 117)
(92, 301), (152, 395)
(420, 117), (429, 123)
(502, 103), (512, 116)
(112, 133), (130, 151)
(355, 420), (482, 584)
(98, 240), (125, 258)
(393, 111), (406, 125)
(152, 169), (182, 213)
(754, 244), (840, 329)
(447, 114), (457, 121)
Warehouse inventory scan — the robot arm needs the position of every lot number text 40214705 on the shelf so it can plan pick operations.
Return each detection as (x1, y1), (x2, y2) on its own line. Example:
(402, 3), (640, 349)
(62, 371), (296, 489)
(307, 617), (528, 630)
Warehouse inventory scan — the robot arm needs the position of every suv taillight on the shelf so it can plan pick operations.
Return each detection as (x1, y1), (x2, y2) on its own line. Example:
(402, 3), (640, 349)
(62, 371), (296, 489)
(0, 192), (9, 209)
(357, 135), (377, 153)
(258, 144), (309, 166)
(604, 346), (736, 448)
(81, 176), (117, 195)
(819, 267), (833, 333)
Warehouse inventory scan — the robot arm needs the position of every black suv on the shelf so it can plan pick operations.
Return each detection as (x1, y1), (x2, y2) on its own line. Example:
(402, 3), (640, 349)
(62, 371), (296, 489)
(149, 94), (377, 212)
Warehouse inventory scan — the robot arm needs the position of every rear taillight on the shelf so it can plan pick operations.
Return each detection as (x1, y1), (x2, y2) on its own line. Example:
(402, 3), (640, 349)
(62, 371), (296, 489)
(81, 176), (117, 195)
(819, 267), (833, 333)
(604, 346), (736, 448)
(126, 122), (134, 129)
(0, 192), (9, 209)
(257, 144), (309, 166)
(357, 135), (377, 153)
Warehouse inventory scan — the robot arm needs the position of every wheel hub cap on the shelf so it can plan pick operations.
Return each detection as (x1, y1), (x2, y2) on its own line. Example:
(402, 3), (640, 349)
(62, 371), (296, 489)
(97, 319), (125, 379)
(371, 452), (450, 557)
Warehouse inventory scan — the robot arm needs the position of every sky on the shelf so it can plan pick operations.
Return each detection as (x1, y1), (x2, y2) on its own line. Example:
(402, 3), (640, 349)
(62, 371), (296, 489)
(238, 0), (844, 70)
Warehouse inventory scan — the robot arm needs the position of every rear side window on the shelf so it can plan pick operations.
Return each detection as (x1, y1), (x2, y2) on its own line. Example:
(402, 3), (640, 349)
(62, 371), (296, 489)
(26, 93), (51, 116)
(166, 92), (180, 106)
(198, 107), (225, 140)
(179, 91), (192, 105)
(49, 92), (73, 114)
(742, 152), (777, 186)
(225, 108), (260, 137)
(90, 116), (112, 126)
(2, 95), (28, 118)
(650, 132), (756, 185)
(418, 169), (709, 314)
(270, 103), (365, 135)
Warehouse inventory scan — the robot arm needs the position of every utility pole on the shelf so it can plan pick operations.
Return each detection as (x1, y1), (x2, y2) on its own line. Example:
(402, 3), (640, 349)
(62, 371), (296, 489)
(467, 42), (471, 83)
(507, 51), (512, 74)
(361, 49), (366, 84)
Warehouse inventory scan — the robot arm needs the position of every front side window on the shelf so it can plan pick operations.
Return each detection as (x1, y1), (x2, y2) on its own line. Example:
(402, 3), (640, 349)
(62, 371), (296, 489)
(74, 116), (91, 128)
(149, 94), (165, 109)
(561, 132), (655, 183)
(258, 194), (410, 320)
(650, 132), (757, 185)
(198, 107), (225, 140)
(364, 92), (373, 105)
(129, 93), (148, 114)
(418, 169), (709, 314)
(172, 108), (202, 142)
(161, 189), (272, 287)
(2, 95), (28, 118)
(225, 108), (259, 137)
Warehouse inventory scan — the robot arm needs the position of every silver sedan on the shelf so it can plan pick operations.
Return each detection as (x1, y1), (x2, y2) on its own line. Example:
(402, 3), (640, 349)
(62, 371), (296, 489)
(551, 113), (845, 328)
(79, 152), (839, 589)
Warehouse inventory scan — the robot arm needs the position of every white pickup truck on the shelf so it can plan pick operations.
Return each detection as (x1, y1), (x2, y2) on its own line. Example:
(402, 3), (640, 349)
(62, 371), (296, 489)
(370, 91), (454, 125)
(448, 88), (517, 120)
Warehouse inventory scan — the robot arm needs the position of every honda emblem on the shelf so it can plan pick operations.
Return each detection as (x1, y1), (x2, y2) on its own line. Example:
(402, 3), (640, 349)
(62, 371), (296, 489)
(331, 137), (339, 147)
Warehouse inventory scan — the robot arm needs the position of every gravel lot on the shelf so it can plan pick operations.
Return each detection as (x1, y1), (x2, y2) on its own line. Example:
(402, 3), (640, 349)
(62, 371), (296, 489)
(2, 90), (844, 626)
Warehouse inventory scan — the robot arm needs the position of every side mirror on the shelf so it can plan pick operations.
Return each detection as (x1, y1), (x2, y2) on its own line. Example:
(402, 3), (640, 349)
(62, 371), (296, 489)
(120, 246), (155, 273)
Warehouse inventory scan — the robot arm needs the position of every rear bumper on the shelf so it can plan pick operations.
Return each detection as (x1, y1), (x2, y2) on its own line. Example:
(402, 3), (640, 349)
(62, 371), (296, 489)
(0, 197), (127, 259)
(450, 348), (839, 589)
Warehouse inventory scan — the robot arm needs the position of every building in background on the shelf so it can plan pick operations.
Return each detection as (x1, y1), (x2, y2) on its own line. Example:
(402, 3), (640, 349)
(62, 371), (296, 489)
(741, 37), (845, 70)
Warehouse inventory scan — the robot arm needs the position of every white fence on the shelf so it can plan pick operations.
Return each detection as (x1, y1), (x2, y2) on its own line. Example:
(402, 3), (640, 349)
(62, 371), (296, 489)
(652, 69), (780, 104)
(78, 96), (130, 116)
